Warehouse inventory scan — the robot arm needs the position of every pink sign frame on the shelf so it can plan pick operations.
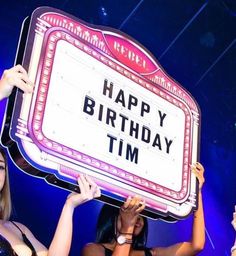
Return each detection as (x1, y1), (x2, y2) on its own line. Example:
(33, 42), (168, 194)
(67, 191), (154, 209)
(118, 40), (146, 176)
(1, 7), (201, 220)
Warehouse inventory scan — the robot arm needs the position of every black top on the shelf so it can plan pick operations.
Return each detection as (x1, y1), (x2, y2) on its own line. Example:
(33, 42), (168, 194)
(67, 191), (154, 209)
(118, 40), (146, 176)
(0, 221), (37, 256)
(100, 244), (152, 256)
(0, 234), (17, 256)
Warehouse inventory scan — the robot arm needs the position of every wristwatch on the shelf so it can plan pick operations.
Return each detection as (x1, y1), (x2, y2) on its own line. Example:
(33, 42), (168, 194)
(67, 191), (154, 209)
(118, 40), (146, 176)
(116, 234), (133, 245)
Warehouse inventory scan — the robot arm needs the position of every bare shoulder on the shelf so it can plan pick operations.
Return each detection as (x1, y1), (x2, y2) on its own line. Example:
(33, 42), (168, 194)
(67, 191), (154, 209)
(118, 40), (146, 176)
(82, 243), (105, 256)
(11, 221), (29, 232)
(151, 246), (174, 256)
(11, 221), (47, 252)
(9, 221), (36, 240)
(14, 221), (37, 236)
(151, 242), (194, 256)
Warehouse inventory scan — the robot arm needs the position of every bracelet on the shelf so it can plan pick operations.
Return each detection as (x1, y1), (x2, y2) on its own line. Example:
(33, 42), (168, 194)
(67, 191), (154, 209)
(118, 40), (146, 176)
(231, 245), (236, 253)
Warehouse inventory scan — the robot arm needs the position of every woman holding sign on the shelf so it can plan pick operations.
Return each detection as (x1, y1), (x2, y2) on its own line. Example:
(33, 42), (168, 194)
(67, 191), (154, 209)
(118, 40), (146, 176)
(0, 146), (100, 256)
(0, 65), (101, 256)
(82, 162), (205, 256)
(231, 206), (236, 256)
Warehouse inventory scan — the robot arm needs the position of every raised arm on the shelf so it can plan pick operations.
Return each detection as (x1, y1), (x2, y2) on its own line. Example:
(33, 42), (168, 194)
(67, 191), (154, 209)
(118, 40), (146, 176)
(48, 174), (101, 255)
(152, 162), (205, 256)
(111, 196), (145, 256)
(0, 65), (33, 100)
(231, 206), (236, 256)
(24, 174), (101, 256)
(82, 196), (145, 256)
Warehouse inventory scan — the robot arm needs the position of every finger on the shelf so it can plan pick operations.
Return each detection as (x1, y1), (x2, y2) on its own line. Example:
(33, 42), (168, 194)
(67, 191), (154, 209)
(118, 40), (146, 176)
(192, 168), (204, 183)
(125, 196), (138, 210)
(126, 195), (142, 211)
(9, 74), (34, 93)
(94, 186), (101, 198)
(85, 175), (100, 197)
(122, 196), (132, 210)
(17, 73), (34, 91)
(136, 200), (146, 213)
(191, 163), (198, 171)
(196, 162), (204, 172)
(20, 73), (34, 87)
(131, 196), (142, 211)
(191, 164), (203, 176)
(133, 198), (145, 213)
(82, 174), (92, 193)
(191, 166), (199, 177)
(78, 174), (97, 203)
(85, 174), (97, 187)
(78, 174), (88, 195)
(13, 64), (28, 75)
(12, 79), (31, 93)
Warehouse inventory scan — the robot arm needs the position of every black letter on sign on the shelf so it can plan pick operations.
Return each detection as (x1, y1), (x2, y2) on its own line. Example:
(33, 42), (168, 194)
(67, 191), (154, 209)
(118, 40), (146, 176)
(107, 134), (117, 153)
(158, 110), (167, 127)
(83, 96), (95, 116)
(130, 120), (139, 139)
(152, 133), (162, 150)
(141, 126), (151, 143)
(103, 79), (113, 98)
(141, 102), (150, 117)
(115, 89), (126, 107)
(126, 144), (139, 164)
(128, 94), (138, 110)
(165, 137), (173, 154)
(119, 113), (129, 132)
(106, 108), (116, 127)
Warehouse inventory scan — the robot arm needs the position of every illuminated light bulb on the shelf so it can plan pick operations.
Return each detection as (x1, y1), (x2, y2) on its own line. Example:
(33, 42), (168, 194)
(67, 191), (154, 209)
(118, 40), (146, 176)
(47, 142), (53, 148)
(37, 134), (43, 141)
(37, 105), (43, 111)
(34, 124), (39, 130)
(76, 154), (82, 160)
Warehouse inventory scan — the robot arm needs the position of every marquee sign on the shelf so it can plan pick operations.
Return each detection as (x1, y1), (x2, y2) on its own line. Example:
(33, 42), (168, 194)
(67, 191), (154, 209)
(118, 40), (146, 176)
(1, 7), (201, 220)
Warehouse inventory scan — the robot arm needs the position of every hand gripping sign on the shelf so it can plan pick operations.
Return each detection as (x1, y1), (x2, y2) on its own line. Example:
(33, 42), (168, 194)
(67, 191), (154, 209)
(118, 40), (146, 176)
(1, 7), (201, 220)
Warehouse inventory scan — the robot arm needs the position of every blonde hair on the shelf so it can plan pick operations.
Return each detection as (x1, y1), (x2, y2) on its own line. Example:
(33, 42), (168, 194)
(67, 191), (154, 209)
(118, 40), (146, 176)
(0, 148), (12, 220)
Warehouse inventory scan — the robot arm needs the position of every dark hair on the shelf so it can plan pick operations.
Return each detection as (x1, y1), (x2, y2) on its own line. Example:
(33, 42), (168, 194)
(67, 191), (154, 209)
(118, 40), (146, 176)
(96, 203), (148, 249)
(0, 147), (12, 220)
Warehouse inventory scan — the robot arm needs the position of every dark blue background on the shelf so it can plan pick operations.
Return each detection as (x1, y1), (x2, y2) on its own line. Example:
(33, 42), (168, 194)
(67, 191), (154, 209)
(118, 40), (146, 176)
(0, 1), (235, 255)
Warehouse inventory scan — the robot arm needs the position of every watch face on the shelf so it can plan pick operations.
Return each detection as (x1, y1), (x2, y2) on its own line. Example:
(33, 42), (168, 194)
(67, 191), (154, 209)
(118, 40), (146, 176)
(117, 235), (126, 245)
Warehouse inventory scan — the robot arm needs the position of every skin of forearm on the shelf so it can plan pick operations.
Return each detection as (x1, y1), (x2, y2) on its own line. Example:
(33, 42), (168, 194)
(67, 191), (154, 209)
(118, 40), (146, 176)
(112, 225), (134, 256)
(191, 191), (205, 250)
(120, 225), (135, 234)
(232, 238), (236, 256)
(0, 78), (11, 100)
(48, 202), (74, 256)
(0, 83), (5, 100)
